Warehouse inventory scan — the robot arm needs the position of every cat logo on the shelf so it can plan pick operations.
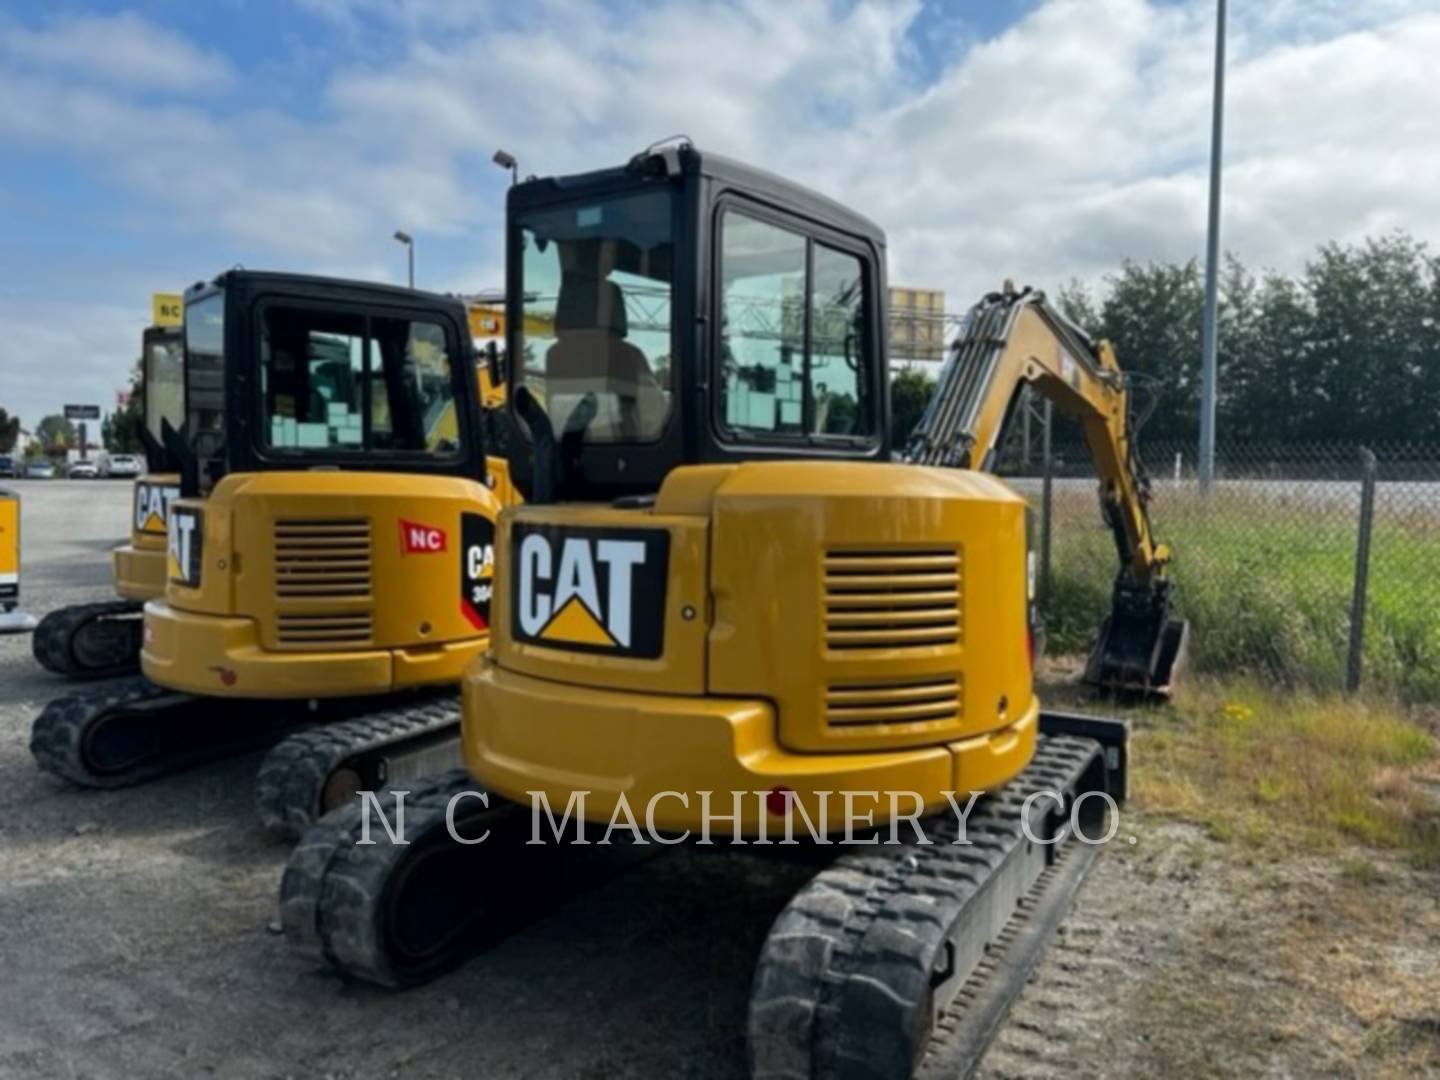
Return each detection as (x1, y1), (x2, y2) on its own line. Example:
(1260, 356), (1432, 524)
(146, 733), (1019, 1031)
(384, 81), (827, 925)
(134, 482), (180, 536)
(166, 505), (203, 587)
(460, 512), (496, 631)
(511, 523), (669, 658)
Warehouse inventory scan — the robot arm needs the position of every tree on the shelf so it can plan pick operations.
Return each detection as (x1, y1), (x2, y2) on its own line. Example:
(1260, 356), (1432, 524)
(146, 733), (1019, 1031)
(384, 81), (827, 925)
(890, 365), (936, 447)
(0, 408), (19, 454)
(1056, 279), (1101, 334)
(104, 358), (146, 453)
(1302, 232), (1435, 443)
(34, 414), (76, 454)
(1092, 259), (1205, 443)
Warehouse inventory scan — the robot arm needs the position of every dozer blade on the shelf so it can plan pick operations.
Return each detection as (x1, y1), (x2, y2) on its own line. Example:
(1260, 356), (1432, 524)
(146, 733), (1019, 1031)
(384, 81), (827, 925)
(1082, 576), (1190, 699)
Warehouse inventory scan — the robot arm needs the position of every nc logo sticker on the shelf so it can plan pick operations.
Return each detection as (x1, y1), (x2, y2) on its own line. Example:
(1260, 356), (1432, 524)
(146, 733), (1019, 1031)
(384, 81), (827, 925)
(511, 524), (669, 657)
(134, 482), (180, 535)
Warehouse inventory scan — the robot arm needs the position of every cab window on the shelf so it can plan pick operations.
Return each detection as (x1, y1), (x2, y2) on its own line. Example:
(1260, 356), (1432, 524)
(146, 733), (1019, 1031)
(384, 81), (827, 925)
(717, 209), (875, 441)
(259, 305), (461, 456)
(515, 189), (674, 444)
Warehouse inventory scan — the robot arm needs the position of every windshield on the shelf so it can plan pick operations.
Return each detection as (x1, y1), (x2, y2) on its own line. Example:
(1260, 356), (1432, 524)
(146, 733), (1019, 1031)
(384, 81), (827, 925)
(516, 188), (673, 443)
(144, 330), (185, 445)
(260, 306), (462, 458)
(184, 291), (226, 469)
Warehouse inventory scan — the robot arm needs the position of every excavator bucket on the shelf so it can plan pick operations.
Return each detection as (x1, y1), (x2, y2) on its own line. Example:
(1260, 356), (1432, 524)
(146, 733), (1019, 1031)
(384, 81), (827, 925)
(1082, 577), (1190, 699)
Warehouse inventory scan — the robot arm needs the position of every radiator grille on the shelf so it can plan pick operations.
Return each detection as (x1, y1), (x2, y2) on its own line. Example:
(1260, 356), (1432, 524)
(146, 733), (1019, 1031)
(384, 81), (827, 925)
(824, 676), (962, 729)
(823, 548), (962, 651)
(273, 519), (373, 600)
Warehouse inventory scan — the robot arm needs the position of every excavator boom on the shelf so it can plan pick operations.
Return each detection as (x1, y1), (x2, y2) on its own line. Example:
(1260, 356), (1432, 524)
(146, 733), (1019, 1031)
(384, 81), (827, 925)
(907, 285), (1188, 696)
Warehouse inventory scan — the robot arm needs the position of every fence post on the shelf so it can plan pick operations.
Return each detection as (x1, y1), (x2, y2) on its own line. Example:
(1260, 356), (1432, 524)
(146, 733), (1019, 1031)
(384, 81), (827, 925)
(1345, 448), (1378, 692)
(1040, 400), (1054, 609)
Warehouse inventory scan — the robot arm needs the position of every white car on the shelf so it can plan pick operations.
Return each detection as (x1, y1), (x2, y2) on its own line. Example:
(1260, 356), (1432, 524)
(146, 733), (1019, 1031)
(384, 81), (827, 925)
(102, 454), (143, 479)
(67, 460), (100, 479)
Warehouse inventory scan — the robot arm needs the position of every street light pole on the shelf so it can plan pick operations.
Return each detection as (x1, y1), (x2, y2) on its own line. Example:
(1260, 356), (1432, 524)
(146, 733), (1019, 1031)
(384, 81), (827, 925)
(393, 230), (414, 288)
(1198, 0), (1227, 491)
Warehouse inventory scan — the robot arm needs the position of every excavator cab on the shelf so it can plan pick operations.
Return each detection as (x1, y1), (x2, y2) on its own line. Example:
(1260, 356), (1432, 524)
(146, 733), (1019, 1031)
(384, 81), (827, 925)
(502, 146), (890, 504)
(116, 323), (187, 600)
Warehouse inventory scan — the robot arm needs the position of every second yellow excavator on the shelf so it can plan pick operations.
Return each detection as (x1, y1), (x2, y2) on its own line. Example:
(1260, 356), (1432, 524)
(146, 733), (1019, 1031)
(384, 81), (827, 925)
(30, 272), (514, 839)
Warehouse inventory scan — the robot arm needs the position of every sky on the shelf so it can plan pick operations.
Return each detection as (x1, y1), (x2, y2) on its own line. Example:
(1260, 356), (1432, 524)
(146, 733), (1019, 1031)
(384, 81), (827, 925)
(2, 0), (1439, 429)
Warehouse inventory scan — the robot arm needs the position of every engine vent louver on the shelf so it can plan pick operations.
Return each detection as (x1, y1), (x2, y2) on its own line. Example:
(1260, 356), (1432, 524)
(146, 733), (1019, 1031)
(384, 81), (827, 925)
(273, 519), (373, 599)
(822, 548), (963, 652)
(273, 518), (373, 648)
(276, 612), (374, 645)
(824, 676), (963, 730)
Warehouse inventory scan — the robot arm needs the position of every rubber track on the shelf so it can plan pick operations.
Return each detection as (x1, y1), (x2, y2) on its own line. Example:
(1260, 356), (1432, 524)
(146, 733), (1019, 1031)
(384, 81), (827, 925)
(32, 600), (143, 679)
(29, 676), (180, 787)
(255, 697), (461, 840)
(748, 735), (1103, 1080)
(281, 771), (664, 989)
(280, 769), (522, 987)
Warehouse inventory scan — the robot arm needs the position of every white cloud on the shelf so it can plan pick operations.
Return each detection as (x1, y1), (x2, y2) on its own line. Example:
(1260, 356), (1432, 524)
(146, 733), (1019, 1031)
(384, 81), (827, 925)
(0, 298), (148, 426)
(0, 11), (233, 91)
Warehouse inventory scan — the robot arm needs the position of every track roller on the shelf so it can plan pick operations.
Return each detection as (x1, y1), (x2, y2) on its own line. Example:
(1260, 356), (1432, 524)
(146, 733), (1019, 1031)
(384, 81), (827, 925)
(281, 771), (658, 987)
(256, 696), (463, 840)
(748, 734), (1117, 1080)
(32, 600), (144, 679)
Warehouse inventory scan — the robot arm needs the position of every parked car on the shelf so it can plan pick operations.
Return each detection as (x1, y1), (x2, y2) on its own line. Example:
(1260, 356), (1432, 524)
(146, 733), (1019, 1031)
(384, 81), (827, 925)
(67, 460), (100, 479)
(101, 453), (143, 479)
(0, 455), (17, 479)
(24, 460), (57, 480)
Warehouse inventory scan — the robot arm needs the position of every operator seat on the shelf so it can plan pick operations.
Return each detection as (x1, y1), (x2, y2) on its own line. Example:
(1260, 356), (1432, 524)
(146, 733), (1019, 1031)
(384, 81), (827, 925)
(545, 275), (665, 440)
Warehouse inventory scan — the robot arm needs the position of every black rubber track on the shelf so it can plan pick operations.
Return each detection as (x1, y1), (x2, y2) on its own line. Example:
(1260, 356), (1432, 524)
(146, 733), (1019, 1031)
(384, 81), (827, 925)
(280, 770), (660, 988)
(747, 735), (1108, 1080)
(281, 770), (527, 987)
(255, 696), (461, 840)
(29, 676), (179, 787)
(30, 680), (322, 789)
(32, 600), (144, 679)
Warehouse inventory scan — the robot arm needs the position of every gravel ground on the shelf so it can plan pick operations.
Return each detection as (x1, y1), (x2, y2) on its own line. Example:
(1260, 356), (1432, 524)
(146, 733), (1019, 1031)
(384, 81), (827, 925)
(1, 481), (1434, 1079)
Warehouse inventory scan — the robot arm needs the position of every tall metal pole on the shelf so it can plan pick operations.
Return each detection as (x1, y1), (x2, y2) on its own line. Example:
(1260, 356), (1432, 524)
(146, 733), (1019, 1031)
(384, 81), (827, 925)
(1198, 0), (1226, 492)
(394, 231), (414, 289)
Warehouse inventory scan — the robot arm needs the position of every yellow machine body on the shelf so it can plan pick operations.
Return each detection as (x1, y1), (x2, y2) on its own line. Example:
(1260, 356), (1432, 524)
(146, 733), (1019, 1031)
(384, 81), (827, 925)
(112, 475), (180, 601)
(463, 460), (1037, 837)
(143, 470), (504, 699)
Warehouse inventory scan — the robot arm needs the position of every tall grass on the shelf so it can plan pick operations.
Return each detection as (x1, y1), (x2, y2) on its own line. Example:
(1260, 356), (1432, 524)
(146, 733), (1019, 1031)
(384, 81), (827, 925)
(1039, 485), (1440, 700)
(1122, 679), (1440, 868)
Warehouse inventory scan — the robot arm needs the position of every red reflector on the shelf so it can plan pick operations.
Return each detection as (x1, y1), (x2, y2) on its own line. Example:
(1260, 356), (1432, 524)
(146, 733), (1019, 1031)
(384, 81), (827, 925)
(765, 786), (794, 817)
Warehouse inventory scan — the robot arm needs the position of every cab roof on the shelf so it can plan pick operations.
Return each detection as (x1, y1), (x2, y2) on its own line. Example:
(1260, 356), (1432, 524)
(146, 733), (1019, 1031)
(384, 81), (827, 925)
(184, 269), (467, 312)
(510, 143), (887, 251)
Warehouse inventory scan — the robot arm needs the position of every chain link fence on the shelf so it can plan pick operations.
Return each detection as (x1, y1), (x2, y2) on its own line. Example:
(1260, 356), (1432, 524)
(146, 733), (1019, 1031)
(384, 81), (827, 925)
(997, 401), (1440, 699)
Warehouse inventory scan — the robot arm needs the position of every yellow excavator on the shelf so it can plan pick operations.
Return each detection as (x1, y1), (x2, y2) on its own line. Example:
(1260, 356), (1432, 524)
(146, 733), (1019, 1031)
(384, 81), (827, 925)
(281, 144), (1185, 1075)
(31, 271), (513, 837)
(32, 321), (185, 678)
